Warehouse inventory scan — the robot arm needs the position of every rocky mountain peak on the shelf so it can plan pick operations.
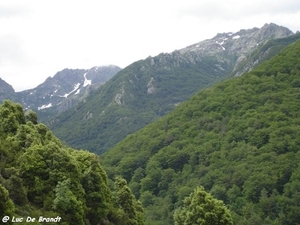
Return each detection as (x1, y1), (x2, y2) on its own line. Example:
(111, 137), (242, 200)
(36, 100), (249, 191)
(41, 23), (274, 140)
(175, 23), (294, 76)
(182, 23), (293, 54)
(260, 23), (293, 37)
(12, 65), (121, 121)
(49, 23), (299, 154)
(0, 78), (15, 94)
(0, 78), (16, 101)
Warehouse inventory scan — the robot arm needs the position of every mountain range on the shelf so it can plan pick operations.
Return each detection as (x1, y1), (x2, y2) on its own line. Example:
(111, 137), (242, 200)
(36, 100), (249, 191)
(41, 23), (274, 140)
(0, 65), (121, 121)
(101, 37), (300, 225)
(0, 23), (298, 154)
(49, 23), (296, 154)
(1, 22), (300, 225)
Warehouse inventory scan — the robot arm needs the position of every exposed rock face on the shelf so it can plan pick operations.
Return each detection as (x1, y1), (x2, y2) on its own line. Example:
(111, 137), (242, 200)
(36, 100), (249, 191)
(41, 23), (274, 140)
(147, 77), (156, 94)
(178, 23), (293, 74)
(114, 86), (125, 105)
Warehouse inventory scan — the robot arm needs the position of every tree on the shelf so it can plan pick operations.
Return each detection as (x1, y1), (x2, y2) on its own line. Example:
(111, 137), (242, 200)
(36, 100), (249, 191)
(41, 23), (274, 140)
(25, 110), (38, 124)
(0, 184), (15, 225)
(53, 179), (84, 225)
(174, 186), (233, 225)
(111, 177), (145, 225)
(82, 156), (112, 224)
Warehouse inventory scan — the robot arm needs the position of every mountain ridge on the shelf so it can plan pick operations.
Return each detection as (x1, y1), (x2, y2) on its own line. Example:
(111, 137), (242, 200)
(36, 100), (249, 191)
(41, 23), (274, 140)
(50, 23), (295, 154)
(100, 39), (300, 225)
(0, 65), (121, 121)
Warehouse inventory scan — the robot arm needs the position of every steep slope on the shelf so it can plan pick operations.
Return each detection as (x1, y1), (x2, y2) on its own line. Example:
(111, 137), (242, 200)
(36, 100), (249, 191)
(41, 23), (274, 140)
(0, 78), (16, 101)
(231, 32), (300, 76)
(101, 40), (300, 225)
(16, 65), (121, 121)
(50, 23), (293, 154)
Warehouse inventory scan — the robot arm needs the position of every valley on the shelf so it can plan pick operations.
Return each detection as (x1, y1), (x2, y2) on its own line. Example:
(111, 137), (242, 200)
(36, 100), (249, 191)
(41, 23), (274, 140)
(0, 23), (300, 224)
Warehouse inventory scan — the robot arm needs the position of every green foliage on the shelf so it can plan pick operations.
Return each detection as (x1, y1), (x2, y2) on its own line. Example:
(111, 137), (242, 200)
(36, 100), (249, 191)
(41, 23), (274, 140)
(82, 156), (112, 224)
(0, 100), (25, 134)
(0, 184), (15, 225)
(0, 100), (144, 225)
(53, 179), (85, 225)
(174, 186), (233, 225)
(230, 32), (300, 77)
(25, 110), (38, 124)
(50, 46), (237, 154)
(101, 40), (300, 224)
(110, 177), (145, 225)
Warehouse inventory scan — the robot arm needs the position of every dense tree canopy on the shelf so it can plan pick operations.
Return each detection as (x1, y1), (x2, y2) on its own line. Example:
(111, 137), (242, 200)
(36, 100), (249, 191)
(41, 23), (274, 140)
(101, 40), (300, 224)
(0, 100), (145, 225)
(174, 186), (233, 225)
(0, 184), (15, 225)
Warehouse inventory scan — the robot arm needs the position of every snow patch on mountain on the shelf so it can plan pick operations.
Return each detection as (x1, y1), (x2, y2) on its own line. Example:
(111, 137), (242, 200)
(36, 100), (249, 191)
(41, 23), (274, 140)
(60, 83), (81, 98)
(216, 36), (228, 50)
(75, 89), (81, 95)
(38, 103), (52, 110)
(216, 40), (226, 50)
(83, 72), (91, 87)
(51, 89), (59, 97)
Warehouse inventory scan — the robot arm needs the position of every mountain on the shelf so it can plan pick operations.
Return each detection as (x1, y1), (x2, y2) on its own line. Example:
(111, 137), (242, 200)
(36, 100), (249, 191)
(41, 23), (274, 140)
(50, 23), (294, 154)
(231, 31), (300, 76)
(0, 65), (121, 121)
(0, 78), (16, 101)
(100, 39), (300, 225)
(180, 23), (293, 74)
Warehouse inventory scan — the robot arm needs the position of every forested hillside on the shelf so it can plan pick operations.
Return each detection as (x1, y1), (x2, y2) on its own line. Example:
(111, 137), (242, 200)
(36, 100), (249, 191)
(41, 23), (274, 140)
(0, 101), (144, 225)
(50, 24), (293, 154)
(0, 101), (234, 224)
(101, 40), (300, 224)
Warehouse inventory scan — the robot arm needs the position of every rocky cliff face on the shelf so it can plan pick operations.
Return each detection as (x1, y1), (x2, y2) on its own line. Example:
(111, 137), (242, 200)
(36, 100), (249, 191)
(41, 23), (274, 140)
(178, 23), (293, 75)
(231, 31), (300, 77)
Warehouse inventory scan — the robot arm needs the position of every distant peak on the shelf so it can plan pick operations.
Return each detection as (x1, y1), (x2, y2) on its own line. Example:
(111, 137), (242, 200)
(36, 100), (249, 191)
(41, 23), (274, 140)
(0, 78), (15, 93)
(262, 22), (278, 28)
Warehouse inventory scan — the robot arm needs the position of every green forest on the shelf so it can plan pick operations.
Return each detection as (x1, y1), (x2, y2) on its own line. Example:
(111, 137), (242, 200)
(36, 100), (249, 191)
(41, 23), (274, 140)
(1, 38), (300, 224)
(50, 46), (234, 155)
(101, 40), (300, 224)
(0, 101), (145, 225)
(0, 101), (232, 224)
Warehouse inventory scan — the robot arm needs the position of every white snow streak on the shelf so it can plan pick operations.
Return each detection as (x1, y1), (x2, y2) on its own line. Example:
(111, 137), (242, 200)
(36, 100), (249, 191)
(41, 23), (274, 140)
(83, 72), (92, 87)
(74, 89), (80, 95)
(50, 89), (58, 97)
(216, 40), (226, 50)
(60, 83), (81, 98)
(38, 103), (52, 110)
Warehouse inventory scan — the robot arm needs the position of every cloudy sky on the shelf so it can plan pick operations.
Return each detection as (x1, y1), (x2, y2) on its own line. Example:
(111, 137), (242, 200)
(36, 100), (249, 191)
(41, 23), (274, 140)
(1, 0), (300, 91)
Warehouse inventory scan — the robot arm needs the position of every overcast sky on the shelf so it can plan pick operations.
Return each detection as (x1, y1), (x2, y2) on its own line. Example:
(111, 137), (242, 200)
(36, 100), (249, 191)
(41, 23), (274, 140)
(1, 0), (300, 91)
